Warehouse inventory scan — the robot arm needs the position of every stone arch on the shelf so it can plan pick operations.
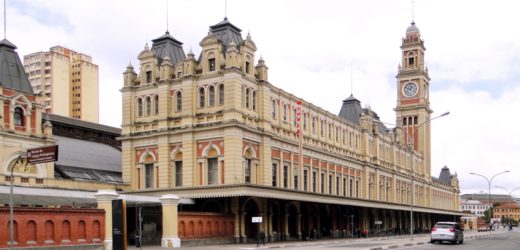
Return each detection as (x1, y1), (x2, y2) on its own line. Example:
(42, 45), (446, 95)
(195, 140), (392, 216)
(3, 152), (45, 177)
(62, 220), (71, 241)
(201, 143), (221, 158)
(139, 150), (157, 163)
(10, 94), (33, 114)
(242, 198), (261, 239)
(179, 221), (186, 238)
(6, 220), (18, 242)
(243, 145), (257, 159)
(92, 220), (100, 239)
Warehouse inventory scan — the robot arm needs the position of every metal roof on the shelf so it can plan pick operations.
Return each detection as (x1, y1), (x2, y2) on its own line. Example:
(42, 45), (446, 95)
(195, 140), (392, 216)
(151, 31), (186, 66)
(338, 94), (362, 125)
(438, 166), (452, 185)
(0, 39), (33, 94)
(45, 113), (121, 135)
(209, 17), (243, 54)
(54, 135), (121, 173)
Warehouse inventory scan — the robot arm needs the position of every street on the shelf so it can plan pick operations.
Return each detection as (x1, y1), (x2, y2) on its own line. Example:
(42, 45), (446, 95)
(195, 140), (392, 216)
(411, 231), (520, 250)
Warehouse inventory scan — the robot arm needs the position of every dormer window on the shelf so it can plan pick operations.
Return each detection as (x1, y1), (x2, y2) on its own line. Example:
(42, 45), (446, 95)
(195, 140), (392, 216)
(245, 61), (250, 74)
(208, 58), (216, 72)
(146, 71), (152, 83)
(14, 107), (24, 126)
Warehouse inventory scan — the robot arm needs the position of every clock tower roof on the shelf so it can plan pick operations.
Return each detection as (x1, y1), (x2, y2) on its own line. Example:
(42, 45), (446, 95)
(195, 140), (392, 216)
(406, 21), (420, 35)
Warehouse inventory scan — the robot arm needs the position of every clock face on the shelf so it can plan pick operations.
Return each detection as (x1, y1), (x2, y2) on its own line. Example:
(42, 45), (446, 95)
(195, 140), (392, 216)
(403, 82), (418, 97)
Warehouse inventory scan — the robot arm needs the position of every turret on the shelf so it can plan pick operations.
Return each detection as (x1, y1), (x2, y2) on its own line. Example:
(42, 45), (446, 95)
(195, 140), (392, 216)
(123, 62), (137, 86)
(255, 57), (268, 81)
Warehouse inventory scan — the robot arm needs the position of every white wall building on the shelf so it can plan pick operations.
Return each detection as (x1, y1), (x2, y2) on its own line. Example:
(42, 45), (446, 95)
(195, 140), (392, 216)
(460, 199), (490, 216)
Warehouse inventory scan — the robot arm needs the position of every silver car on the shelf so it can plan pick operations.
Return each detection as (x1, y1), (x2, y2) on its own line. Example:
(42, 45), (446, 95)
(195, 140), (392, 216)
(430, 222), (464, 244)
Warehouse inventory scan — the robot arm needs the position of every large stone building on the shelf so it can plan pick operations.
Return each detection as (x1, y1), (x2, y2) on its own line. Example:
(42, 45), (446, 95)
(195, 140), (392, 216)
(120, 17), (462, 245)
(23, 46), (99, 123)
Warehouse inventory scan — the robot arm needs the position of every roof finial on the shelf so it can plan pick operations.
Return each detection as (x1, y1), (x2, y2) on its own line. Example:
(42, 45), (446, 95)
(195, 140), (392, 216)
(350, 62), (354, 96)
(166, 0), (169, 33)
(411, 0), (415, 24)
(225, 0), (227, 19)
(3, 0), (6, 39)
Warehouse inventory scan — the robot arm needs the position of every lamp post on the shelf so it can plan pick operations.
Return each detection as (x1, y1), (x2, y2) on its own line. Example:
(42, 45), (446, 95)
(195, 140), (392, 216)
(469, 171), (509, 234)
(494, 185), (520, 227)
(375, 111), (450, 240)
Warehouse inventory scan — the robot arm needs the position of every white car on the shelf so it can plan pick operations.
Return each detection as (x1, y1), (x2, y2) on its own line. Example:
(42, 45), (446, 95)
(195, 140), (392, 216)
(430, 222), (464, 244)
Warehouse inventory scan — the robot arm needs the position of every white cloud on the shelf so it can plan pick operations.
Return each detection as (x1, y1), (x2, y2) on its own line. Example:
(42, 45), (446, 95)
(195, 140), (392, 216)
(6, 0), (520, 195)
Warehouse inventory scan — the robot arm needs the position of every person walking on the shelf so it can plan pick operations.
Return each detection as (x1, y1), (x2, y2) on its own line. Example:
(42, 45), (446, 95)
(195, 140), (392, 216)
(257, 231), (266, 247)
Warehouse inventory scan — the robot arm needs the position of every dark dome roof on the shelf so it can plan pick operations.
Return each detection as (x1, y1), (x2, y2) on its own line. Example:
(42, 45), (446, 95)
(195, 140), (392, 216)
(406, 21), (420, 34)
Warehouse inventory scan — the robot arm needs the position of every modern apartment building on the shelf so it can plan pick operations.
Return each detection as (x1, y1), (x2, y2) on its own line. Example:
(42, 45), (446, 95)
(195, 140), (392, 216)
(23, 46), (99, 123)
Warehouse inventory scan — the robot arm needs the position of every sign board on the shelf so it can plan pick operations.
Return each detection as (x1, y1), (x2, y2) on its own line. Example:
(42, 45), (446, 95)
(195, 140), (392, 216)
(252, 216), (263, 223)
(375, 221), (382, 225)
(112, 199), (127, 250)
(27, 145), (58, 164)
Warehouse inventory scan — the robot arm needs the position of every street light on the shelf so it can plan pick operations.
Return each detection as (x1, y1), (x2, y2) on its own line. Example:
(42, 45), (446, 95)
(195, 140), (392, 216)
(469, 171), (510, 234)
(494, 185), (520, 227)
(375, 111), (450, 240)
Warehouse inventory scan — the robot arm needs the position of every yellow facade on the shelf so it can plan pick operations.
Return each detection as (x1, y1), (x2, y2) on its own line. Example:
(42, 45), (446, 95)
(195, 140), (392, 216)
(23, 46), (99, 123)
(120, 19), (460, 213)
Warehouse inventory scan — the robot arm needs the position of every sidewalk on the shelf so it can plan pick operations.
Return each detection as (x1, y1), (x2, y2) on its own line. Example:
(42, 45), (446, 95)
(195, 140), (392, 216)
(128, 229), (513, 250)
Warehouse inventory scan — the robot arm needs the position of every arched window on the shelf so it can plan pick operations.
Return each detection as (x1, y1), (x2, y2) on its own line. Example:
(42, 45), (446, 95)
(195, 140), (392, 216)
(252, 91), (256, 111)
(144, 155), (154, 189)
(406, 51), (416, 68)
(14, 107), (24, 126)
(208, 52), (216, 72)
(244, 149), (253, 184)
(199, 88), (205, 108)
(207, 154), (218, 185)
(312, 117), (316, 134)
(145, 96), (151, 116)
(245, 88), (250, 109)
(137, 98), (143, 117)
(174, 152), (183, 187)
(208, 85), (215, 106)
(293, 109), (297, 126)
(218, 84), (224, 105)
(320, 120), (324, 137)
(153, 95), (159, 115)
(175, 92), (182, 112)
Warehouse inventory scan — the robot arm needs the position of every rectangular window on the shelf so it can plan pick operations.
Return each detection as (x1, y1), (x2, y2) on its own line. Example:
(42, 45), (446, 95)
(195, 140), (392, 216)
(208, 158), (218, 185)
(303, 169), (308, 191)
(175, 161), (182, 187)
(146, 71), (152, 83)
(209, 58), (216, 71)
(321, 173), (325, 193)
(245, 61), (250, 74)
(293, 166), (298, 190)
(349, 178), (353, 196)
(343, 177), (346, 196)
(312, 171), (317, 192)
(245, 159), (251, 183)
(283, 164), (289, 188)
(329, 174), (333, 194)
(145, 164), (154, 189)
(336, 175), (340, 195)
(355, 179), (360, 197)
(272, 100), (276, 120)
(272, 163), (278, 187)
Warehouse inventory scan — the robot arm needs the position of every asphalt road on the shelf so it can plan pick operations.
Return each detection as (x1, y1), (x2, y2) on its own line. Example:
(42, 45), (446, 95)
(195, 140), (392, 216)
(411, 231), (520, 250)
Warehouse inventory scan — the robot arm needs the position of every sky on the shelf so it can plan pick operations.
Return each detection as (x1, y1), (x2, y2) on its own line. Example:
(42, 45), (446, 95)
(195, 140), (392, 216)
(6, 0), (520, 196)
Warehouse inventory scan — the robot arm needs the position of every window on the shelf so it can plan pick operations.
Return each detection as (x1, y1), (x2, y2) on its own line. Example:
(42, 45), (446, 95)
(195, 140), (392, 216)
(329, 123), (332, 139)
(343, 177), (346, 196)
(145, 164), (154, 189)
(283, 104), (287, 121)
(218, 84), (224, 105)
(175, 161), (182, 187)
(146, 96), (152, 116)
(153, 95), (159, 115)
(312, 171), (317, 192)
(272, 100), (277, 119)
(207, 158), (218, 185)
(408, 57), (414, 66)
(355, 178), (360, 197)
(293, 109), (297, 126)
(208, 58), (216, 71)
(199, 88), (205, 108)
(272, 163), (278, 187)
(303, 169), (308, 191)
(283, 164), (289, 188)
(312, 117), (316, 134)
(244, 158), (252, 183)
(175, 92), (182, 112)
(329, 174), (333, 194)
(245, 61), (250, 74)
(320, 120), (324, 137)
(321, 173), (325, 193)
(336, 175), (340, 195)
(245, 88), (250, 108)
(146, 71), (152, 83)
(177, 71), (183, 78)
(303, 113), (307, 130)
(209, 85), (215, 106)
(14, 107), (24, 126)
(349, 178), (353, 197)
(336, 127), (339, 142)
(252, 91), (256, 111)
(293, 166), (298, 190)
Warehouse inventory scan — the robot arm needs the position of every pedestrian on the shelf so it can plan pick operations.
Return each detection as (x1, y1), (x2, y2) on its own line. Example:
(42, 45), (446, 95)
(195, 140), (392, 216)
(257, 231), (266, 247)
(310, 228), (315, 241)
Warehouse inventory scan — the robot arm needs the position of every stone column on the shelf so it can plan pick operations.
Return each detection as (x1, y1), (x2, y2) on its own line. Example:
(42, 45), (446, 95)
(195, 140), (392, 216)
(160, 194), (181, 248)
(94, 190), (119, 250)
(231, 198), (241, 243)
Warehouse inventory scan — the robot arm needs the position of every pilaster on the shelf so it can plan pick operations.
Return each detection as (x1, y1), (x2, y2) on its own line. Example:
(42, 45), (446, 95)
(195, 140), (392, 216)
(94, 190), (119, 250)
(160, 194), (181, 248)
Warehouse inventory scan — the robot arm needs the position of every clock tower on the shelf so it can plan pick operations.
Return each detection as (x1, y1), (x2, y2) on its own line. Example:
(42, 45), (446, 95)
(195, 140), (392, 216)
(395, 21), (433, 177)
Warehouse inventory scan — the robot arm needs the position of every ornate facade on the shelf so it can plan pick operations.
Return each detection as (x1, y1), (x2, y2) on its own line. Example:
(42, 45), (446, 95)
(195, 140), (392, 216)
(121, 18), (461, 243)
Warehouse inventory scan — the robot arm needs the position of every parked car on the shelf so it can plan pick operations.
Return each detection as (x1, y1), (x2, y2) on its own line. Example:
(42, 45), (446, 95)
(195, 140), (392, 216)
(430, 222), (464, 244)
(478, 226), (488, 232)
